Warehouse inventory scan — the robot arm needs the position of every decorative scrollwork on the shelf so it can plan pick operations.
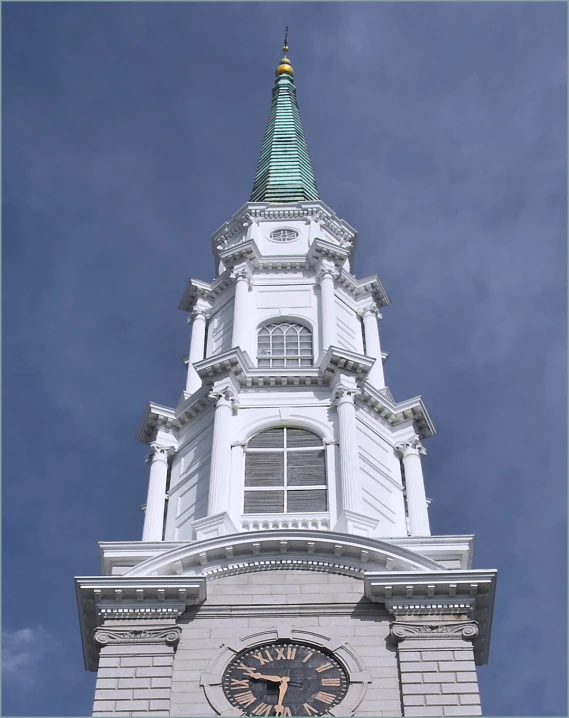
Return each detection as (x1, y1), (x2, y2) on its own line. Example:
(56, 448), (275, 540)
(395, 435), (427, 458)
(94, 625), (182, 646)
(390, 621), (478, 642)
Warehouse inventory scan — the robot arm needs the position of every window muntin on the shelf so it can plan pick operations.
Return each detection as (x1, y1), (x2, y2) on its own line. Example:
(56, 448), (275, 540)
(244, 427), (327, 514)
(258, 323), (313, 368)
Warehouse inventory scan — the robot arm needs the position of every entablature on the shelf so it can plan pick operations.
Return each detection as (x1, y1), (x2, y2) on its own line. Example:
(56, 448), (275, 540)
(137, 346), (435, 444)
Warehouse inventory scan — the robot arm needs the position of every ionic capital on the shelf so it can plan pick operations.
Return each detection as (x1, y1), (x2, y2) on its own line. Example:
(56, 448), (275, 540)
(146, 442), (175, 464)
(230, 264), (253, 286)
(358, 303), (382, 321)
(95, 625), (182, 646)
(208, 386), (238, 408)
(332, 385), (361, 407)
(390, 620), (478, 643)
(315, 259), (339, 283)
(396, 435), (427, 458)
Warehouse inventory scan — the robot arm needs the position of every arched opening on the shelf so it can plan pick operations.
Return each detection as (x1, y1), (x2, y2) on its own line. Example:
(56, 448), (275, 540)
(243, 427), (327, 514)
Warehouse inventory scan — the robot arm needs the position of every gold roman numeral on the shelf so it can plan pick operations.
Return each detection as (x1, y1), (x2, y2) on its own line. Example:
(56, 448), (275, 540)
(321, 678), (341, 687)
(234, 691), (256, 708)
(230, 679), (249, 689)
(302, 650), (315, 663)
(303, 704), (319, 715)
(286, 645), (297, 660)
(314, 691), (336, 705)
(274, 646), (286, 660)
(315, 662), (332, 673)
(252, 703), (272, 716)
(251, 649), (273, 665)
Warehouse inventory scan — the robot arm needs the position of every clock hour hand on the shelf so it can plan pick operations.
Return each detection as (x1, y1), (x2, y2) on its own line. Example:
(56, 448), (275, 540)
(247, 671), (286, 683)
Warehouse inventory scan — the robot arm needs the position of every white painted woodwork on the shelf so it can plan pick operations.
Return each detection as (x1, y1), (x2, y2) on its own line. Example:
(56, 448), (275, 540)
(207, 389), (235, 515)
(397, 436), (431, 536)
(142, 443), (172, 542)
(186, 309), (207, 395)
(317, 261), (338, 350)
(361, 304), (385, 388)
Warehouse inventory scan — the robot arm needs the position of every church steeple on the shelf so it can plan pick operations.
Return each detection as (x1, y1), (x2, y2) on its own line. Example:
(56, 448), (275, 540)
(250, 31), (319, 203)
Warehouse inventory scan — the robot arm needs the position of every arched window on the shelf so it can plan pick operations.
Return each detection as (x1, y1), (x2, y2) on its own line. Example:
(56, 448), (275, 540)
(257, 322), (313, 368)
(244, 427), (327, 514)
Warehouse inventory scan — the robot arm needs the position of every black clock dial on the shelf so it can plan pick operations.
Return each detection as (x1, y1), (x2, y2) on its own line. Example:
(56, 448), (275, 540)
(222, 641), (349, 716)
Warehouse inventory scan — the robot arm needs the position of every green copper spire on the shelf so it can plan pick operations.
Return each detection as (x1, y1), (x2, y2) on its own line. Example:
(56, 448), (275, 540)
(250, 32), (319, 203)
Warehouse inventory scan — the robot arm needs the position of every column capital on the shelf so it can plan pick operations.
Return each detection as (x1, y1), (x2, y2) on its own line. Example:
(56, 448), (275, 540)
(332, 384), (361, 407)
(230, 262), (253, 285)
(315, 258), (339, 282)
(190, 305), (211, 322)
(358, 303), (382, 321)
(396, 435), (427, 457)
(208, 386), (238, 408)
(390, 619), (479, 643)
(95, 624), (182, 647)
(146, 442), (175, 464)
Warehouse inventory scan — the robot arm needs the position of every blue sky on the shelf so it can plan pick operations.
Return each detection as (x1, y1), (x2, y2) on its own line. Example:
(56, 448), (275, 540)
(2, 3), (566, 716)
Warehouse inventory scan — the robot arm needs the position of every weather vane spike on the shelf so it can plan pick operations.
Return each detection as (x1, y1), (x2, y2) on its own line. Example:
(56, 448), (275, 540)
(283, 25), (289, 56)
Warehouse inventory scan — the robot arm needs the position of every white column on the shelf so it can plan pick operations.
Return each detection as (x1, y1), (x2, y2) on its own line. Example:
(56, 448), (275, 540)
(231, 265), (251, 349)
(142, 443), (173, 541)
(334, 385), (360, 513)
(317, 260), (338, 350)
(207, 388), (236, 515)
(360, 304), (385, 388)
(185, 308), (208, 395)
(396, 436), (431, 536)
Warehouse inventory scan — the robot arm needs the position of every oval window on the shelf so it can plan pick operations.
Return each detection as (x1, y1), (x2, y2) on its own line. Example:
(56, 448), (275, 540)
(269, 227), (299, 243)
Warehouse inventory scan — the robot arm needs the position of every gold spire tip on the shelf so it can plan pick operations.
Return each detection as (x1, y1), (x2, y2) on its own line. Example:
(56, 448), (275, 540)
(276, 25), (294, 77)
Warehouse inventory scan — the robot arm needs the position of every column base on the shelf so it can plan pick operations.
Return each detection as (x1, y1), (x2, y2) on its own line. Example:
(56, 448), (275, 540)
(192, 513), (238, 541)
(333, 510), (379, 537)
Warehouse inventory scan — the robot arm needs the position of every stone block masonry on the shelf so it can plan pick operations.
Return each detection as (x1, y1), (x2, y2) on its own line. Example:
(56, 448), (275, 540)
(393, 620), (482, 717)
(90, 572), (484, 716)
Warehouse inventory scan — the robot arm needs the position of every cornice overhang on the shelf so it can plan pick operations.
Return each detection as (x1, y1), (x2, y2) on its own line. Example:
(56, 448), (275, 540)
(136, 402), (177, 444)
(178, 274), (232, 313)
(211, 201), (358, 260)
(307, 238), (351, 268)
(122, 531), (446, 580)
(137, 349), (435, 443)
(364, 569), (497, 665)
(75, 575), (206, 671)
(338, 270), (391, 308)
(360, 382), (436, 440)
(320, 346), (375, 384)
(99, 535), (474, 577)
(218, 239), (261, 271)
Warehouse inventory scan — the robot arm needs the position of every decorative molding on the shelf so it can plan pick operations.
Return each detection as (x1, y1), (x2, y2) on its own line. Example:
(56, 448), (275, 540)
(396, 434), (427, 457)
(390, 620), (479, 642)
(200, 627), (370, 717)
(145, 442), (175, 464)
(95, 625), (182, 646)
(332, 385), (362, 406)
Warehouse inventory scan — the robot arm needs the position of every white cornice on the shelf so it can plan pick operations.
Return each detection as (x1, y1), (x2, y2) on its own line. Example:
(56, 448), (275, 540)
(364, 569), (497, 665)
(75, 575), (206, 671)
(136, 348), (435, 444)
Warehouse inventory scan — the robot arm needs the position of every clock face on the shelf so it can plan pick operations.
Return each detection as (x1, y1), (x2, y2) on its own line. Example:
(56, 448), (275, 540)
(222, 641), (349, 716)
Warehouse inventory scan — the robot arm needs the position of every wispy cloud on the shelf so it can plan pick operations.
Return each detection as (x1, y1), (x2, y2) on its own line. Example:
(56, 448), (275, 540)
(3, 626), (63, 686)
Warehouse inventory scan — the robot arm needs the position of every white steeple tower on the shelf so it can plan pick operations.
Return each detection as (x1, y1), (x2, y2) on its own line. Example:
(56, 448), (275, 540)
(76, 39), (496, 718)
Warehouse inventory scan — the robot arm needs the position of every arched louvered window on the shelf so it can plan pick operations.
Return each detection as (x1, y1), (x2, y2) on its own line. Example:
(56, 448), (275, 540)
(244, 428), (327, 514)
(257, 322), (313, 368)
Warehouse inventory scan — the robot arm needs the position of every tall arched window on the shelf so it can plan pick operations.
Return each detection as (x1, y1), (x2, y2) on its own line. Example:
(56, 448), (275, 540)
(257, 322), (313, 368)
(244, 427), (327, 514)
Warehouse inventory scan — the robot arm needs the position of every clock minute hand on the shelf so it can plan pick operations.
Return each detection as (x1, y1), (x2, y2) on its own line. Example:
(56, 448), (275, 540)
(274, 676), (290, 716)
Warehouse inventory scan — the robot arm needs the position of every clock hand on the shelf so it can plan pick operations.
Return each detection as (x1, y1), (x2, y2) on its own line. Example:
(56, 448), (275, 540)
(247, 671), (286, 683)
(274, 677), (290, 716)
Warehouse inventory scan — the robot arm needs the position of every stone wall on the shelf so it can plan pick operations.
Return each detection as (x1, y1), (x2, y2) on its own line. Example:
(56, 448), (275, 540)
(91, 570), (482, 717)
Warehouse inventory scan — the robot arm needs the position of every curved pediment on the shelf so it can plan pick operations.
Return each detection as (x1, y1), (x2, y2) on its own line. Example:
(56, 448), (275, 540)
(124, 529), (446, 579)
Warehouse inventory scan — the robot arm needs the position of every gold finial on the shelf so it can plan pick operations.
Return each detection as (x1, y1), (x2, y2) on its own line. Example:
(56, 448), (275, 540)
(276, 25), (294, 77)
